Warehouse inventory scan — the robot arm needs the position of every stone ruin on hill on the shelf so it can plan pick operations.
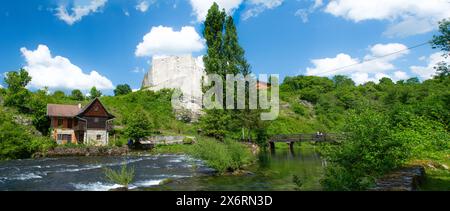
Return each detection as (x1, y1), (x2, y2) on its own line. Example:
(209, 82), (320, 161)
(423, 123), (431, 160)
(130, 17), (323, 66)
(141, 55), (205, 122)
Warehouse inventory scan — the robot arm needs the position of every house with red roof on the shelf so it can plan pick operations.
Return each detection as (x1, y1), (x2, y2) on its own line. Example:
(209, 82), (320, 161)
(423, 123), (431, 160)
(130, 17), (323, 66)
(46, 98), (115, 146)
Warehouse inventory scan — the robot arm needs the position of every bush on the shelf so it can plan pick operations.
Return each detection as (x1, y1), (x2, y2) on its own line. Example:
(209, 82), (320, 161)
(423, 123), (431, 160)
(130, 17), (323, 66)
(104, 165), (135, 189)
(190, 138), (254, 173)
(109, 137), (128, 147)
(183, 137), (195, 145)
(292, 103), (306, 115)
(0, 108), (55, 160)
(321, 110), (409, 190)
(28, 137), (56, 154)
(124, 107), (153, 141)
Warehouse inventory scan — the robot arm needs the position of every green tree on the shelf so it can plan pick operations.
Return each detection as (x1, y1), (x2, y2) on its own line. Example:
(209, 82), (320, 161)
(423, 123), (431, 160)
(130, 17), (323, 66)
(223, 16), (250, 76)
(333, 75), (355, 88)
(203, 3), (226, 76)
(124, 108), (153, 141)
(4, 68), (31, 112)
(89, 86), (102, 99)
(431, 19), (450, 78)
(431, 19), (450, 55)
(406, 77), (420, 85)
(199, 110), (231, 140)
(71, 89), (84, 101)
(200, 3), (264, 141)
(52, 90), (66, 98)
(200, 3), (231, 140)
(28, 88), (51, 135)
(114, 84), (132, 96)
(321, 110), (409, 190)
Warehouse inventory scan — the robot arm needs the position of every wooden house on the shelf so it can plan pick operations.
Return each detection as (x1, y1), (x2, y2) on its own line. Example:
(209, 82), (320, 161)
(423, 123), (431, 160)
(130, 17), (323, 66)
(46, 98), (115, 146)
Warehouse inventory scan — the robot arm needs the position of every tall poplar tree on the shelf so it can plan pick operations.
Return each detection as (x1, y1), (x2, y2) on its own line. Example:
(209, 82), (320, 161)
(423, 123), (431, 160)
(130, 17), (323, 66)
(200, 3), (267, 143)
(203, 3), (226, 77)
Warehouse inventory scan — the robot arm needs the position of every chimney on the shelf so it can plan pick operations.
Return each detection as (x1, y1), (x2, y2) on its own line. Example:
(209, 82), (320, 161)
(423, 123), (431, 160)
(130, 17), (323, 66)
(78, 104), (82, 109)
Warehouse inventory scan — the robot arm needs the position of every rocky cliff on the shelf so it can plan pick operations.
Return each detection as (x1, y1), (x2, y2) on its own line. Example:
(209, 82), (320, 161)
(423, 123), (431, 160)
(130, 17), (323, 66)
(142, 55), (205, 122)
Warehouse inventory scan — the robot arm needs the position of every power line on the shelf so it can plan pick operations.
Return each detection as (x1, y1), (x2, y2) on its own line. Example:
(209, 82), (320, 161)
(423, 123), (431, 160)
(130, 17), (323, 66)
(316, 41), (430, 76)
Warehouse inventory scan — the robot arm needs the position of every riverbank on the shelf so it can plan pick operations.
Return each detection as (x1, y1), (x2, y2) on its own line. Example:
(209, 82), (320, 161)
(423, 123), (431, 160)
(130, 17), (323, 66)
(33, 146), (129, 158)
(415, 158), (450, 191)
(370, 159), (450, 191)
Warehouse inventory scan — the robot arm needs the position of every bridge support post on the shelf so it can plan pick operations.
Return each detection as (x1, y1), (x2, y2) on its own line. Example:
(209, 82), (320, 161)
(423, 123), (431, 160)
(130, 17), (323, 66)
(289, 142), (295, 154)
(269, 142), (275, 154)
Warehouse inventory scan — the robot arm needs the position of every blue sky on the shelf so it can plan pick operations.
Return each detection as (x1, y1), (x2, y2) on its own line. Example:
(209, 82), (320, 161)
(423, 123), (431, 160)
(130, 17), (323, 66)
(0, 0), (449, 95)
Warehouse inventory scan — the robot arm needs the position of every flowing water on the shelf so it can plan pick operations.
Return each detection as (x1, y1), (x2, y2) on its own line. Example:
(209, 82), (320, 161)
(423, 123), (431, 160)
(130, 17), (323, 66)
(0, 145), (325, 191)
(150, 145), (325, 191)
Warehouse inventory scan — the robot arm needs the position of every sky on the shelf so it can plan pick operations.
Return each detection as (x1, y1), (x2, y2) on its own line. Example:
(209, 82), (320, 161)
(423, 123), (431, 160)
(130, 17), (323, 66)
(0, 0), (449, 95)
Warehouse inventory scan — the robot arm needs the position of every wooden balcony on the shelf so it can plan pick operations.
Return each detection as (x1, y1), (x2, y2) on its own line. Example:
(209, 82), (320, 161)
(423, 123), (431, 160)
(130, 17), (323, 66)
(73, 121), (86, 131)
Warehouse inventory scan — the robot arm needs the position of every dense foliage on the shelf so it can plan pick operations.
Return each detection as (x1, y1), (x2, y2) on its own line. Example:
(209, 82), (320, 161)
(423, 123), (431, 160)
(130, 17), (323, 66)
(89, 86), (102, 99)
(314, 19), (450, 190)
(114, 84), (132, 96)
(0, 106), (55, 160)
(124, 107), (153, 141)
(70, 89), (84, 101)
(3, 68), (31, 112)
(190, 138), (254, 173)
(199, 3), (267, 143)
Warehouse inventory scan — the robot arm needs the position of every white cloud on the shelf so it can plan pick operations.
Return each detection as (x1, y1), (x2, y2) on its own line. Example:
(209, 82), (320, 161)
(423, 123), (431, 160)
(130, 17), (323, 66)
(295, 9), (309, 23)
(410, 52), (449, 80)
(393, 71), (409, 81)
(369, 43), (409, 58)
(306, 53), (359, 77)
(323, 0), (450, 37)
(189, 0), (243, 22)
(135, 26), (205, 58)
(243, 0), (283, 20)
(189, 0), (284, 21)
(56, 0), (107, 25)
(313, 0), (323, 9)
(0, 84), (3, 89)
(306, 43), (411, 84)
(294, 0), (323, 23)
(20, 45), (114, 90)
(136, 0), (151, 13)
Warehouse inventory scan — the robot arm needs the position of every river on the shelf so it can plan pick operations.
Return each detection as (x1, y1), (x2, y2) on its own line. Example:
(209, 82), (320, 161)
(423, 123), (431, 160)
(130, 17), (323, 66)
(0, 145), (325, 191)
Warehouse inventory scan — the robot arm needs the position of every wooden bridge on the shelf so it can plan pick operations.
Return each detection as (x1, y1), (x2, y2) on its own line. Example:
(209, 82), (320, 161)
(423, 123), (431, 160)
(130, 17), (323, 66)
(269, 133), (343, 152)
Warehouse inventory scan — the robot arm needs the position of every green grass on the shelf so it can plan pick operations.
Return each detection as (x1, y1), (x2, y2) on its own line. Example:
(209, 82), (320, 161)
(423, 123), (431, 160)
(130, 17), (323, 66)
(104, 165), (135, 189)
(101, 89), (197, 134)
(420, 169), (450, 191)
(190, 137), (255, 174)
(414, 156), (450, 191)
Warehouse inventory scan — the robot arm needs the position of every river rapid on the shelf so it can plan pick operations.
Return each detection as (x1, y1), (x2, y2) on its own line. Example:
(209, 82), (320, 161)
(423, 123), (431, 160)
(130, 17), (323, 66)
(0, 145), (325, 191)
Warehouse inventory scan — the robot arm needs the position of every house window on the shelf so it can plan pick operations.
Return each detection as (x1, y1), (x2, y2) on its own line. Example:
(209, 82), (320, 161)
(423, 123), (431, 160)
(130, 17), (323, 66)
(96, 135), (102, 140)
(65, 135), (72, 141)
(57, 118), (63, 127)
(57, 134), (72, 141)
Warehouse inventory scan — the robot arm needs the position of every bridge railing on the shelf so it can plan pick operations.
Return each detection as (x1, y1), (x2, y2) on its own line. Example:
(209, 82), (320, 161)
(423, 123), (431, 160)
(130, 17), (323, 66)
(270, 133), (344, 143)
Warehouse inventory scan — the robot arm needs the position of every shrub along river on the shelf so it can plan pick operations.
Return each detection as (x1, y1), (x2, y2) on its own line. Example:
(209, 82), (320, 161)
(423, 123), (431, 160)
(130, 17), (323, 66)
(0, 145), (325, 191)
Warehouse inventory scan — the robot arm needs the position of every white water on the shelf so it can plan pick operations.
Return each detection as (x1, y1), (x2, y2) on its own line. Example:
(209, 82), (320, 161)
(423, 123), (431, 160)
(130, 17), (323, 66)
(0, 155), (213, 191)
